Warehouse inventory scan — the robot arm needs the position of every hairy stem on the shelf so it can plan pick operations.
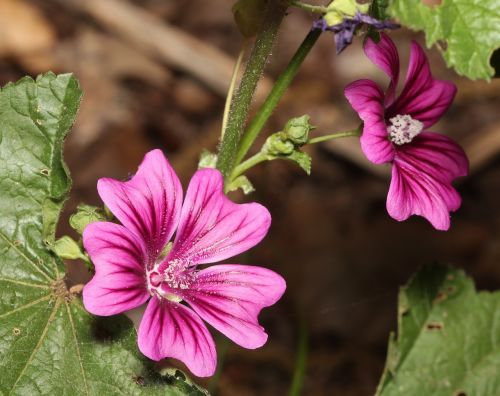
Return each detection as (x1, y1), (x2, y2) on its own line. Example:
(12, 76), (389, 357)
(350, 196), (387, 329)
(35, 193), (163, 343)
(234, 29), (321, 167)
(216, 0), (287, 178)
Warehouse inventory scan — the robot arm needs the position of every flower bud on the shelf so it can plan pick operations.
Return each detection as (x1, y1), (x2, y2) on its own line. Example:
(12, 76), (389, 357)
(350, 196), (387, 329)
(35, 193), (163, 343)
(284, 115), (314, 145)
(69, 204), (106, 235)
(263, 132), (295, 156)
(53, 236), (84, 260)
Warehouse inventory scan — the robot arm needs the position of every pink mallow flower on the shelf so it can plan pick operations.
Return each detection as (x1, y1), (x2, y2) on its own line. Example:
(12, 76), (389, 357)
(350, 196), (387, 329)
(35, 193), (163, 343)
(82, 149), (286, 377)
(344, 34), (468, 230)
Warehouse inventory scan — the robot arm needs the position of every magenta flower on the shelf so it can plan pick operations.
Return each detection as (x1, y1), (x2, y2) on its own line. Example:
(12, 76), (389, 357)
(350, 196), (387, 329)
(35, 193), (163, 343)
(344, 34), (468, 230)
(82, 149), (286, 377)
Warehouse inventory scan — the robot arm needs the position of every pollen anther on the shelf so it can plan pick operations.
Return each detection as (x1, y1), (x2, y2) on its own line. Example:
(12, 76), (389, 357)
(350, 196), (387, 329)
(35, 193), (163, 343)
(388, 114), (423, 145)
(146, 258), (195, 301)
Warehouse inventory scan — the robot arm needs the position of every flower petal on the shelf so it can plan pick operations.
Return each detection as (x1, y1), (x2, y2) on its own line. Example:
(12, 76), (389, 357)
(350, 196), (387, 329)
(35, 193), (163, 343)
(138, 298), (216, 377)
(97, 149), (182, 265)
(83, 222), (149, 316)
(387, 136), (467, 231)
(389, 41), (456, 128)
(168, 169), (271, 265)
(182, 265), (286, 349)
(344, 79), (395, 164)
(397, 132), (469, 183)
(364, 33), (400, 105)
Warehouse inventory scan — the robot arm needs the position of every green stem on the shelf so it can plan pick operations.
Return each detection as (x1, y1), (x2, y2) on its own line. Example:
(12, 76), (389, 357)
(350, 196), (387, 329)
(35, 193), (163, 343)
(234, 29), (321, 168)
(289, 0), (328, 13)
(288, 319), (309, 396)
(231, 152), (269, 180)
(308, 128), (361, 144)
(216, 0), (287, 178)
(230, 129), (361, 181)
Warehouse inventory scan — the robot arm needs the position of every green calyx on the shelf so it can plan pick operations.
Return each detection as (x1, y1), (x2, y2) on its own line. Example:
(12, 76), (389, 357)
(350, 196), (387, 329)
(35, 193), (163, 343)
(263, 114), (314, 156)
(263, 132), (295, 156)
(284, 114), (314, 145)
(260, 116), (313, 175)
(53, 236), (89, 262)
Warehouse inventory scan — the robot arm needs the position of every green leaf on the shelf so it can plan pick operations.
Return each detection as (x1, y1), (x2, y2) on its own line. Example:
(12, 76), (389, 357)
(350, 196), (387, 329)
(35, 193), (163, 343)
(287, 151), (312, 175)
(376, 264), (500, 396)
(0, 73), (206, 395)
(388, 0), (500, 80)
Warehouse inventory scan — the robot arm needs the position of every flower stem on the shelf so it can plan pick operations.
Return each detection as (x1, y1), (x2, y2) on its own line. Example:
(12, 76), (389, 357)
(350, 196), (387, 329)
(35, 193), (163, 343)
(216, 0), (287, 178)
(234, 29), (321, 168)
(307, 128), (361, 144)
(229, 129), (361, 182)
(231, 152), (269, 180)
(288, 318), (309, 396)
(289, 0), (328, 13)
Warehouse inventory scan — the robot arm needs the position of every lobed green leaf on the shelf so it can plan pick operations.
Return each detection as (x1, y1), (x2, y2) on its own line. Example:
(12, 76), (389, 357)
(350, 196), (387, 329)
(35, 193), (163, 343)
(388, 0), (500, 80)
(377, 264), (500, 396)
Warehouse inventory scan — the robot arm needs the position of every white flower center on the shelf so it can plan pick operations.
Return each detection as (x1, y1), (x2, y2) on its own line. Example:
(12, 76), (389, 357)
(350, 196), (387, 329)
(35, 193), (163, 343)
(162, 258), (195, 290)
(146, 258), (195, 302)
(387, 114), (423, 145)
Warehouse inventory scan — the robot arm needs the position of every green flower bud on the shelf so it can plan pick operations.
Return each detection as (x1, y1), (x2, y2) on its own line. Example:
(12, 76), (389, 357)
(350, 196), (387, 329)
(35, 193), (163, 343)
(284, 115), (314, 145)
(53, 236), (85, 260)
(263, 132), (295, 156)
(69, 204), (106, 235)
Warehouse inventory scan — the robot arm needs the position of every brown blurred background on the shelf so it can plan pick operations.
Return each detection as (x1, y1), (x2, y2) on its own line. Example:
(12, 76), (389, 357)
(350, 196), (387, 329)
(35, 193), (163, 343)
(2, 0), (499, 395)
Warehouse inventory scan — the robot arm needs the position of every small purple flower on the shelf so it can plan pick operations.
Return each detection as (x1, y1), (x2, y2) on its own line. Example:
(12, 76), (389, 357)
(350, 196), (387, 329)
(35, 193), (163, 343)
(313, 12), (399, 54)
(344, 34), (469, 230)
(82, 149), (286, 377)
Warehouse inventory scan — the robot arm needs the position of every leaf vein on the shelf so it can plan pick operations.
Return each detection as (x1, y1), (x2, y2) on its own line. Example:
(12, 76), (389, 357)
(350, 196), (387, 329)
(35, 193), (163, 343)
(0, 278), (50, 289)
(0, 230), (53, 282)
(65, 301), (90, 396)
(0, 294), (51, 319)
(7, 298), (61, 395)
